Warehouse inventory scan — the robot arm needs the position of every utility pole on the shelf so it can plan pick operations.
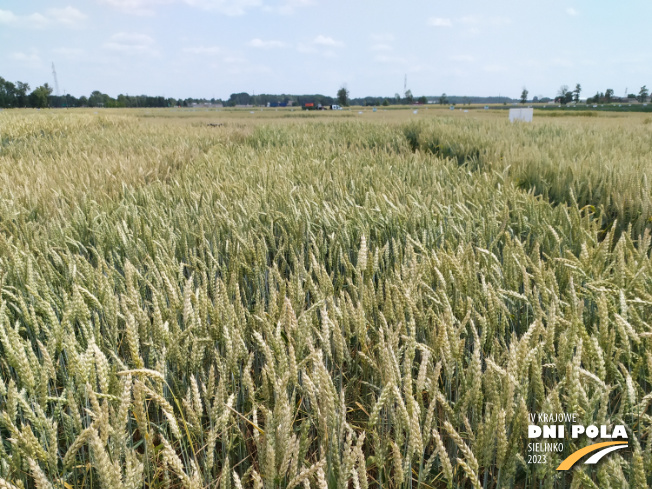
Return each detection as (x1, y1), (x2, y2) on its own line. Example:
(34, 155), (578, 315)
(51, 62), (61, 97)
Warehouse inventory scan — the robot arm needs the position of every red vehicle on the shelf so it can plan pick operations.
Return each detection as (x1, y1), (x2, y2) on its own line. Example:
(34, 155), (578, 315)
(303, 102), (335, 110)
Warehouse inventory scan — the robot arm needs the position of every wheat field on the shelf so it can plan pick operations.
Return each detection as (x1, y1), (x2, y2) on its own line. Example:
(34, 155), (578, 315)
(0, 108), (651, 488)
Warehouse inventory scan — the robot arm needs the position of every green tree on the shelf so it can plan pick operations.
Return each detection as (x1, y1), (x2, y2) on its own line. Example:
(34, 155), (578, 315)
(555, 86), (566, 104)
(5, 80), (17, 107)
(28, 84), (52, 108)
(438, 93), (449, 105)
(88, 90), (114, 107)
(573, 83), (581, 103)
(417, 95), (427, 104)
(0, 77), (12, 107)
(556, 85), (573, 105)
(520, 88), (528, 104)
(337, 86), (349, 106)
(227, 92), (252, 106)
(394, 93), (401, 104)
(605, 88), (614, 103)
(638, 85), (648, 102)
(588, 91), (602, 104)
(15, 81), (30, 107)
(89, 90), (103, 107)
(404, 89), (413, 104)
(382, 99), (389, 106)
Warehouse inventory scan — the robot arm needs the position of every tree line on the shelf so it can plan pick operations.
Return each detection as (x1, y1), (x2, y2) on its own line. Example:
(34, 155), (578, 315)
(0, 78), (54, 108)
(0, 76), (194, 109)
(7, 72), (648, 111)
(518, 83), (650, 105)
(586, 85), (648, 104)
(0, 75), (436, 109)
(225, 90), (430, 107)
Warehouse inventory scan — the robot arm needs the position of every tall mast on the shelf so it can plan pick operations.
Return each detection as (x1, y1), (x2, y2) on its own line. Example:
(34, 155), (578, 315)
(52, 62), (61, 97)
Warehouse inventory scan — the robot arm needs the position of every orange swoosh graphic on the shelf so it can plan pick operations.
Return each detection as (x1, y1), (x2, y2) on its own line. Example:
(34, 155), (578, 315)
(557, 441), (628, 470)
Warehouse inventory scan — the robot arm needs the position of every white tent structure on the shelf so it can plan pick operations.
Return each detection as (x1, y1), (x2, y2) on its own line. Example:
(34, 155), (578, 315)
(509, 108), (533, 122)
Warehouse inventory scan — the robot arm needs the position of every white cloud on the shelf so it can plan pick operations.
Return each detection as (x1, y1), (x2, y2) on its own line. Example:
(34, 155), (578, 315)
(264, 0), (314, 15)
(297, 35), (344, 57)
(102, 0), (311, 16)
(313, 35), (344, 47)
(566, 7), (579, 16)
(47, 6), (87, 25)
(183, 0), (262, 16)
(183, 45), (222, 54)
(99, 0), (173, 16)
(10, 50), (42, 67)
(0, 7), (86, 27)
(101, 0), (261, 16)
(297, 40), (341, 58)
(427, 17), (451, 27)
(284, 0), (313, 8)
(248, 38), (288, 49)
(103, 32), (159, 56)
(0, 9), (18, 24)
(11, 51), (41, 62)
(27, 13), (50, 27)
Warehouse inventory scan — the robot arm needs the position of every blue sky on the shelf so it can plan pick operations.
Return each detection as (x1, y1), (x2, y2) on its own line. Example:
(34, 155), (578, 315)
(1, 0), (651, 100)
